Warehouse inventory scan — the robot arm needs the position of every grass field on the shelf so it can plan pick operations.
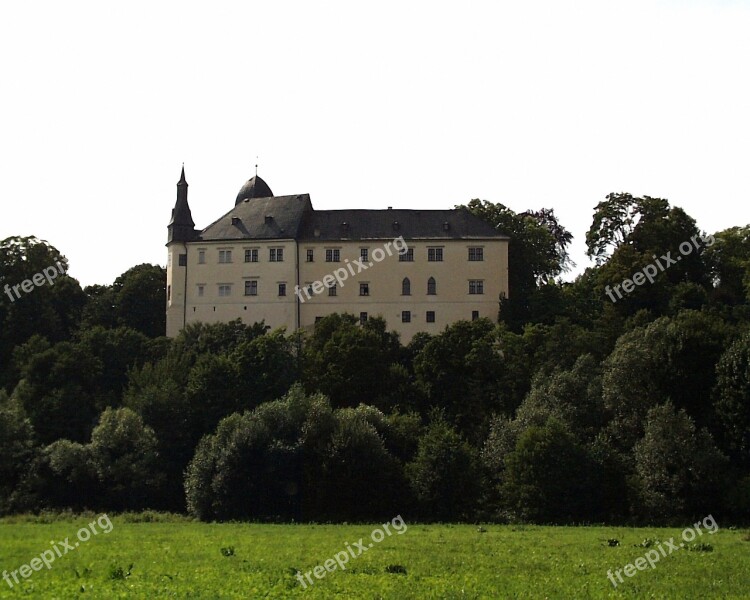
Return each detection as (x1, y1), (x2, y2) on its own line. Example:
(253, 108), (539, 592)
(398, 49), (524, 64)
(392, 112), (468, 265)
(0, 514), (748, 599)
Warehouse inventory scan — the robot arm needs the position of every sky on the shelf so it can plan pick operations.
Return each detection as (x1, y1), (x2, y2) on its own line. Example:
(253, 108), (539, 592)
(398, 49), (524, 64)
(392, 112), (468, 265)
(1, 0), (748, 287)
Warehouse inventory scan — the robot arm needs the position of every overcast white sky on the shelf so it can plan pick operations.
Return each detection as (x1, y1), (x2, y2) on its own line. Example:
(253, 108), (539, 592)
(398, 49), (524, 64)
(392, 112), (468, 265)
(1, 0), (748, 287)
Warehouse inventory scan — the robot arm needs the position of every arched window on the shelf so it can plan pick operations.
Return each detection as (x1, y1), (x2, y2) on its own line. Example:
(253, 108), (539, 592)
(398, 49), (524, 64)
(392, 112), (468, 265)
(427, 277), (436, 295)
(402, 277), (411, 296)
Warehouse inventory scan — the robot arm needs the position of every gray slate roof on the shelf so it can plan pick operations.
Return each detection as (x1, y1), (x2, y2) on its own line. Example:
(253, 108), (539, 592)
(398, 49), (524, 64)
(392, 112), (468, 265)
(199, 195), (313, 241)
(198, 197), (508, 242)
(298, 208), (508, 241)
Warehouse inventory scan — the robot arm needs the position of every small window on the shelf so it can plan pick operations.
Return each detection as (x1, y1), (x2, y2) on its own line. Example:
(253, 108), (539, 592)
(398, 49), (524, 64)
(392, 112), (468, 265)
(326, 248), (340, 262)
(399, 248), (414, 262)
(245, 249), (258, 263)
(278, 283), (286, 297)
(219, 250), (232, 264)
(402, 277), (411, 296)
(426, 310), (435, 323)
(428, 247), (443, 262)
(359, 312), (368, 324)
(360, 248), (369, 262)
(469, 280), (484, 295)
(218, 284), (232, 297)
(306, 249), (314, 262)
(402, 310), (411, 323)
(315, 316), (323, 323)
(198, 250), (206, 264)
(244, 280), (258, 296)
(472, 310), (479, 321)
(359, 282), (370, 296)
(427, 277), (436, 295)
(197, 285), (205, 297)
(269, 248), (284, 262)
(178, 253), (187, 266)
(468, 247), (484, 261)
(328, 284), (337, 297)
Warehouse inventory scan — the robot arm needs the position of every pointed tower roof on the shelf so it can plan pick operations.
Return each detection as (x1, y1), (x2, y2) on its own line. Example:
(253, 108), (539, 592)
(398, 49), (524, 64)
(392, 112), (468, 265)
(168, 166), (197, 243)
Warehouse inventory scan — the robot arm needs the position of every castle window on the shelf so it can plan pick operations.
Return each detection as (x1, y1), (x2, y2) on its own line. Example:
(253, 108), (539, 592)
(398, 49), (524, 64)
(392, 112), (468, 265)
(402, 277), (411, 296)
(306, 249), (314, 262)
(427, 277), (436, 295)
(328, 284), (337, 297)
(245, 248), (258, 263)
(402, 310), (411, 323)
(178, 254), (187, 266)
(198, 250), (206, 264)
(428, 247), (443, 262)
(197, 285), (205, 297)
(269, 248), (284, 262)
(359, 312), (368, 324)
(472, 310), (479, 321)
(426, 310), (436, 323)
(399, 248), (414, 262)
(326, 248), (340, 262)
(219, 250), (232, 264)
(468, 247), (484, 261)
(218, 284), (232, 297)
(360, 248), (369, 262)
(469, 280), (484, 295)
(359, 282), (370, 296)
(244, 280), (258, 296)
(278, 283), (286, 297)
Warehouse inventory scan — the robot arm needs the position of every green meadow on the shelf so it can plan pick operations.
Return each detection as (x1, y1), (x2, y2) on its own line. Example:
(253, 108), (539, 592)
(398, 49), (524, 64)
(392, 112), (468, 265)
(0, 515), (748, 599)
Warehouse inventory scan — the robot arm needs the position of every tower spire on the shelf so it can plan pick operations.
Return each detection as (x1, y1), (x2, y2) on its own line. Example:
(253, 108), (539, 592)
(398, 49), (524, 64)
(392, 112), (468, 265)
(168, 165), (196, 243)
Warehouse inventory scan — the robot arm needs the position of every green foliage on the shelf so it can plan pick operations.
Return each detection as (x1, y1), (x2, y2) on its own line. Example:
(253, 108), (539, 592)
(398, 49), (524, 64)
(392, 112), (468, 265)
(81, 263), (166, 338)
(713, 331), (750, 465)
(185, 385), (406, 522)
(0, 394), (35, 513)
(405, 416), (480, 520)
(302, 314), (408, 410)
(414, 319), (508, 441)
(633, 402), (728, 519)
(501, 417), (603, 523)
(0, 236), (86, 389)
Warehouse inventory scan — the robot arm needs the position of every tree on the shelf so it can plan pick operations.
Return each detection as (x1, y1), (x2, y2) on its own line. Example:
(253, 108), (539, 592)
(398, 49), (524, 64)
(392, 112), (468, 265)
(587, 194), (712, 317)
(88, 408), (162, 510)
(303, 314), (407, 409)
(601, 311), (729, 451)
(414, 318), (508, 440)
(81, 264), (167, 338)
(633, 402), (727, 520)
(405, 415), (480, 520)
(704, 225), (750, 305)
(0, 394), (35, 513)
(501, 417), (602, 522)
(0, 236), (86, 389)
(515, 354), (606, 444)
(713, 332), (750, 466)
(12, 341), (101, 444)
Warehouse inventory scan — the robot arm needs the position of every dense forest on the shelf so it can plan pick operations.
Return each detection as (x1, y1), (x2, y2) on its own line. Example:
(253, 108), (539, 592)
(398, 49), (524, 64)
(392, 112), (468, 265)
(1, 193), (749, 524)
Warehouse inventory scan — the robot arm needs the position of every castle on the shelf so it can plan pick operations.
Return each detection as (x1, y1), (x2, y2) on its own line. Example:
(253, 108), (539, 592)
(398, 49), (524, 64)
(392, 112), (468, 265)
(166, 168), (509, 342)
